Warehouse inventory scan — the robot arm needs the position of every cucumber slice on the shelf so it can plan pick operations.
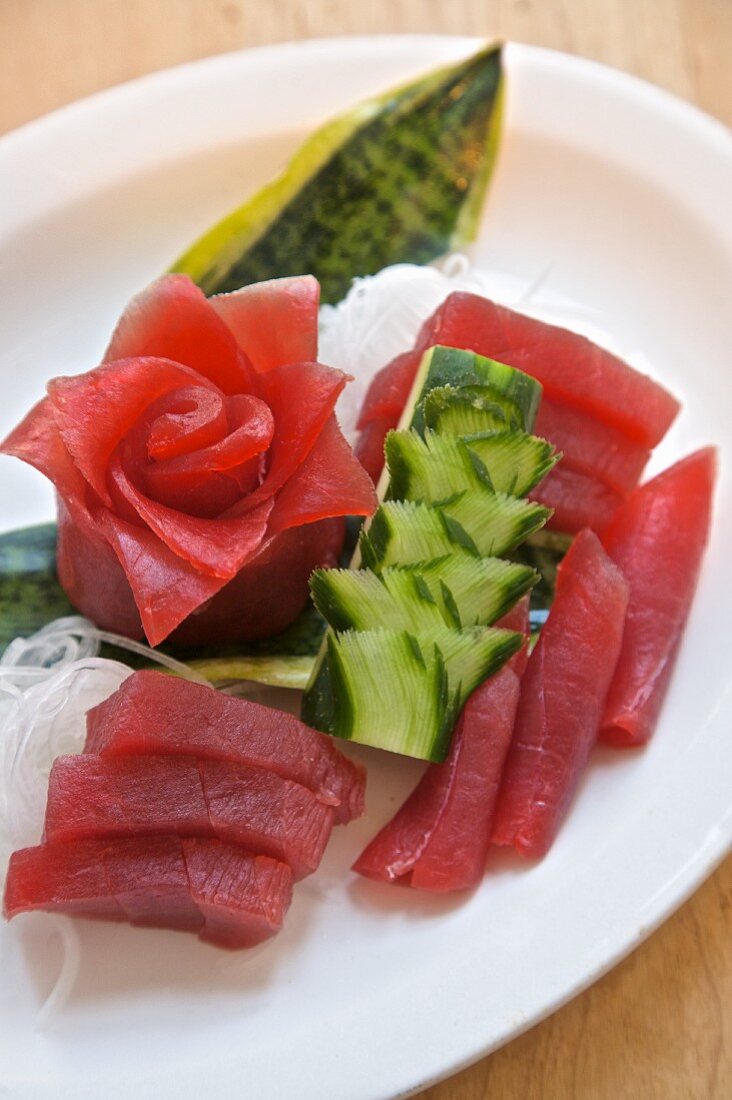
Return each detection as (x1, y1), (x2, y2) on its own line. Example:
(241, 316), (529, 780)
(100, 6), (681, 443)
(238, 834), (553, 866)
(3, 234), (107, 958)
(386, 428), (558, 501)
(326, 624), (521, 761)
(303, 346), (551, 762)
(424, 385), (522, 437)
(313, 553), (536, 633)
(170, 46), (504, 303)
(327, 629), (448, 759)
(300, 651), (336, 733)
(364, 490), (550, 571)
(463, 432), (559, 495)
(408, 553), (538, 627)
(361, 500), (455, 571)
(441, 489), (551, 557)
(311, 567), (447, 634)
(436, 625), (522, 712)
(411, 346), (542, 433)
(385, 429), (490, 502)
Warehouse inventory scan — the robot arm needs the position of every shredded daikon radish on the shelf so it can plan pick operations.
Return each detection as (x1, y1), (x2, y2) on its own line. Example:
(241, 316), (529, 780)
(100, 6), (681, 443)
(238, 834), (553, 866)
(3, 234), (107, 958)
(0, 658), (130, 872)
(0, 616), (211, 871)
(324, 257), (487, 441)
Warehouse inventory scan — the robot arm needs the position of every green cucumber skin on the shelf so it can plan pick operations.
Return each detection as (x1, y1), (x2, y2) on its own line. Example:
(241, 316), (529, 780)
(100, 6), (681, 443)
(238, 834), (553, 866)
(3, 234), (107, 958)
(385, 429), (558, 503)
(0, 524), (75, 650)
(197, 47), (503, 303)
(424, 394), (515, 439)
(412, 347), (542, 435)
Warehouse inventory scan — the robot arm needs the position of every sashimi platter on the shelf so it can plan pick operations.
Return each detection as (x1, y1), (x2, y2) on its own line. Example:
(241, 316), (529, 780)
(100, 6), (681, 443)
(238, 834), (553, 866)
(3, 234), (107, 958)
(0, 37), (728, 1098)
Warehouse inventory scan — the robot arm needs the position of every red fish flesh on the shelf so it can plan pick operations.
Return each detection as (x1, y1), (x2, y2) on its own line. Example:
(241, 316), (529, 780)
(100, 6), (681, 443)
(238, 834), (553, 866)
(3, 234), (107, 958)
(85, 671), (365, 825)
(599, 447), (717, 747)
(4, 836), (293, 949)
(352, 599), (530, 892)
(44, 755), (334, 880)
(529, 464), (624, 534)
(491, 529), (629, 858)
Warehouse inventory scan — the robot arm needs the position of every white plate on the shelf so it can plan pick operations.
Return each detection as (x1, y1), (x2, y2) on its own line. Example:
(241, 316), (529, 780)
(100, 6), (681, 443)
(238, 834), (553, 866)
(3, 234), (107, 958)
(0, 36), (731, 1100)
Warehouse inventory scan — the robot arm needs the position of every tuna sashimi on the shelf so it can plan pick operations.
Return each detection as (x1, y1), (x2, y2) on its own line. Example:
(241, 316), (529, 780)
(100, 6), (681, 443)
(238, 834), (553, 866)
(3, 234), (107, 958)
(354, 416), (394, 485)
(44, 755), (334, 879)
(414, 293), (680, 447)
(355, 293), (676, 489)
(530, 464), (624, 534)
(85, 671), (365, 825)
(357, 350), (422, 430)
(3, 836), (293, 948)
(498, 594), (531, 678)
(534, 399), (649, 495)
(353, 667), (521, 891)
(491, 529), (629, 859)
(353, 597), (529, 892)
(599, 448), (717, 748)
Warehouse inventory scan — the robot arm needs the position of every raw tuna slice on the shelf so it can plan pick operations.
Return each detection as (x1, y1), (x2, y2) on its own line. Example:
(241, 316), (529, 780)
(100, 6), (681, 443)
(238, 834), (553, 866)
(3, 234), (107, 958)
(355, 299), (667, 490)
(44, 755), (334, 879)
(357, 350), (422, 430)
(353, 597), (530, 892)
(534, 399), (649, 494)
(491, 529), (629, 859)
(498, 594), (530, 677)
(353, 667), (521, 892)
(414, 293), (680, 447)
(3, 836), (293, 948)
(85, 671), (365, 825)
(354, 416), (394, 485)
(530, 464), (624, 534)
(599, 448), (716, 747)
(182, 837), (292, 949)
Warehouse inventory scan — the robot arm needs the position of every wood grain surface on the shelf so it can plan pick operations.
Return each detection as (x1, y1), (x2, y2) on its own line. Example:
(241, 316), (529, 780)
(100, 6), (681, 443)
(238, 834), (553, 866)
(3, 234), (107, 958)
(1, 3), (730, 1098)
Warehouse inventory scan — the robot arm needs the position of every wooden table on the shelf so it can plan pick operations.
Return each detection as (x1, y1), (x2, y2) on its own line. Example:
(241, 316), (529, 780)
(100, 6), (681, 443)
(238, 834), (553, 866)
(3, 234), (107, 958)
(1, 2), (730, 1097)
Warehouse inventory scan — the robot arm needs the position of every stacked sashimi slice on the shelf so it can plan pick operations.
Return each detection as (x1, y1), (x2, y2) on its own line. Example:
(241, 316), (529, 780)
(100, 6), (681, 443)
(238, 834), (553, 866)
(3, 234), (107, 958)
(356, 291), (681, 532)
(4, 672), (365, 947)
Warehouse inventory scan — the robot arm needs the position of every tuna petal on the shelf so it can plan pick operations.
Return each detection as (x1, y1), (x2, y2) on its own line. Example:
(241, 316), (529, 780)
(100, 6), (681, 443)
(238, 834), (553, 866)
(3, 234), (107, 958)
(48, 357), (215, 506)
(104, 274), (256, 395)
(92, 509), (230, 645)
(211, 275), (320, 373)
(107, 451), (273, 578)
(225, 361), (350, 515)
(268, 415), (377, 533)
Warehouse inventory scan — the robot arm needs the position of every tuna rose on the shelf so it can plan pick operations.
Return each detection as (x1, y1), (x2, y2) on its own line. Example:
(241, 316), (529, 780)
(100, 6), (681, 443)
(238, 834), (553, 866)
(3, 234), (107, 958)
(1, 274), (376, 646)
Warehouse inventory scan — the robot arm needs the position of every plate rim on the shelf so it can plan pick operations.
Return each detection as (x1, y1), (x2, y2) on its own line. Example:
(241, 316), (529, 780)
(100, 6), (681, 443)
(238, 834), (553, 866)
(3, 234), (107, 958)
(0, 34), (730, 1100)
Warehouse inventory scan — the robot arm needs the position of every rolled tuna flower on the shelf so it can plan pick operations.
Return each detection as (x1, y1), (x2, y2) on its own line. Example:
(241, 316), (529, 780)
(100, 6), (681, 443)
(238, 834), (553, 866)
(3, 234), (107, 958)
(1, 275), (377, 646)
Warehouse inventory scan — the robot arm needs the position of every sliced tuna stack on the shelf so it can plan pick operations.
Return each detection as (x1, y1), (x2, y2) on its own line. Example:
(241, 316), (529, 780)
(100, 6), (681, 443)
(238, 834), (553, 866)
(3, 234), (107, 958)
(4, 671), (365, 948)
(356, 291), (680, 532)
(85, 670), (365, 824)
(5, 837), (293, 949)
